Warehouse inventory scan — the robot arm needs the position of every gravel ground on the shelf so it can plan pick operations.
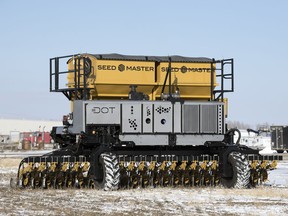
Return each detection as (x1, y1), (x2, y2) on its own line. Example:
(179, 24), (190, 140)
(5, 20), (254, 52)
(0, 158), (288, 216)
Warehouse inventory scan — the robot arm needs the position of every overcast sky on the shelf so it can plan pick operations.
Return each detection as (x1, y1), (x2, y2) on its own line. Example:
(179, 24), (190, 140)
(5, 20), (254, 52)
(0, 1), (287, 128)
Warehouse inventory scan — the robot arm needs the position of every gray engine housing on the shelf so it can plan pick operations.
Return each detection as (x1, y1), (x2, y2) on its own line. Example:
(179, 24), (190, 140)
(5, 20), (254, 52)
(70, 100), (225, 146)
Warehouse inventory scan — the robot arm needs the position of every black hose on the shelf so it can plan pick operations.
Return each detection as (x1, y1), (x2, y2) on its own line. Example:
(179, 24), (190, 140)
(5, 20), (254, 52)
(247, 128), (259, 135)
(226, 128), (241, 145)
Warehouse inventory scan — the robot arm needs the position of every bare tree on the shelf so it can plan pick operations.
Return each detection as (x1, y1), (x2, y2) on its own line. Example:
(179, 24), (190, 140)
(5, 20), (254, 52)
(227, 121), (251, 129)
(256, 122), (270, 131)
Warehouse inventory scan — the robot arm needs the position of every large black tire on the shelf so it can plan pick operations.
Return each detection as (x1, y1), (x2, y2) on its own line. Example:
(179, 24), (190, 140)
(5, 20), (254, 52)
(95, 153), (120, 191)
(221, 152), (250, 188)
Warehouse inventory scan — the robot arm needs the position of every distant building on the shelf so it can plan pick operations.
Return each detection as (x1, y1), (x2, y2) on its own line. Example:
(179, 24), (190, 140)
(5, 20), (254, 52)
(0, 119), (62, 144)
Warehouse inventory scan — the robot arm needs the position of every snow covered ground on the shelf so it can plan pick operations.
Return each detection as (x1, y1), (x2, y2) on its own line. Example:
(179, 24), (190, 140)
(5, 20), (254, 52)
(0, 158), (288, 215)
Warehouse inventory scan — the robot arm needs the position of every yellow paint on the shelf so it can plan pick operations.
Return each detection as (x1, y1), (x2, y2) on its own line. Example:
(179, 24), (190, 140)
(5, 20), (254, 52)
(189, 161), (198, 170)
(66, 54), (217, 101)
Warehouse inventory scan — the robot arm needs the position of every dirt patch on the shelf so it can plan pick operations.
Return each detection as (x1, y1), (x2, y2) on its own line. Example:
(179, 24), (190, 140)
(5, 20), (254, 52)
(0, 186), (287, 216)
(0, 158), (22, 168)
(0, 158), (288, 215)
